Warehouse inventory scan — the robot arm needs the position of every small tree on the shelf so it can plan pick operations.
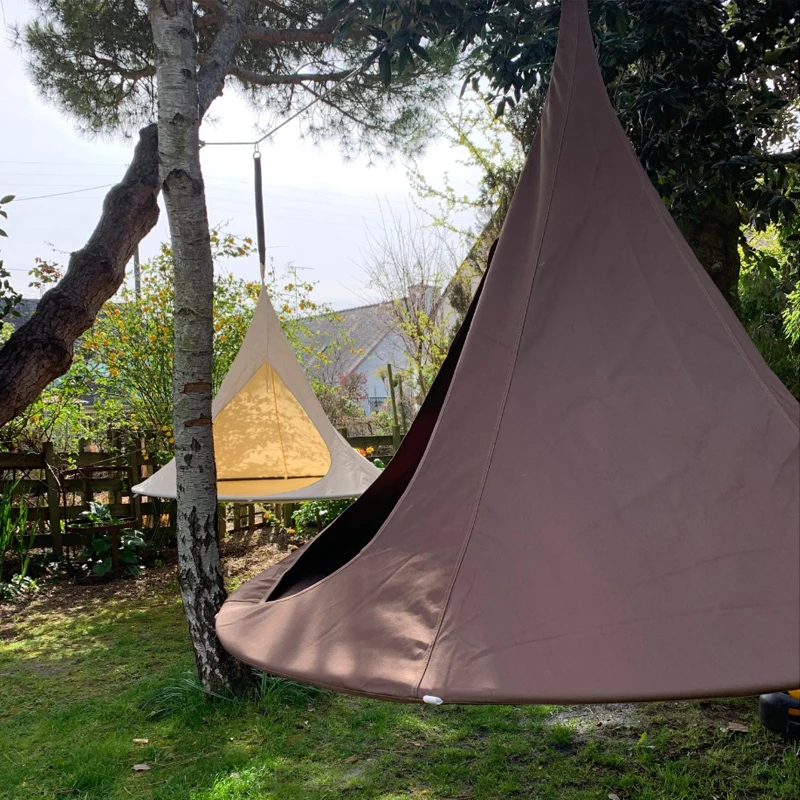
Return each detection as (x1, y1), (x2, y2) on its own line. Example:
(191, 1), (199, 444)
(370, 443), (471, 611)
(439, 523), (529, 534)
(360, 207), (458, 405)
(80, 233), (256, 457)
(408, 91), (524, 322)
(0, 195), (21, 323)
(314, 370), (369, 430)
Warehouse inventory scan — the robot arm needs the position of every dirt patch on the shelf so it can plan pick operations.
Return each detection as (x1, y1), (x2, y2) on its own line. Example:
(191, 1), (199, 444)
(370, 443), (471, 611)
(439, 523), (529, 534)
(0, 528), (293, 639)
(544, 704), (640, 735)
(220, 527), (296, 584)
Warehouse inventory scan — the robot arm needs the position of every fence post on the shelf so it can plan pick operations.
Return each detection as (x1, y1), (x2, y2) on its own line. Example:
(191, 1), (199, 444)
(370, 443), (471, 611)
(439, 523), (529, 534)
(217, 503), (226, 539)
(386, 364), (401, 452)
(281, 502), (295, 529)
(248, 503), (256, 531)
(43, 442), (62, 559)
(129, 448), (142, 522)
(397, 375), (408, 433)
(232, 502), (242, 532)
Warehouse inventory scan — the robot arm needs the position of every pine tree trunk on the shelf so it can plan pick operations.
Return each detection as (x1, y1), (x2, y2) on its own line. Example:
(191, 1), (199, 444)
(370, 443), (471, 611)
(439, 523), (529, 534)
(149, 0), (250, 694)
(682, 198), (742, 312)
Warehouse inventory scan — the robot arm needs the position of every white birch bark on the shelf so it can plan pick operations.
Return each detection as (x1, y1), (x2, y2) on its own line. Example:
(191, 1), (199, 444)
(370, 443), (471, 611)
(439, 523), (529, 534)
(148, 0), (249, 693)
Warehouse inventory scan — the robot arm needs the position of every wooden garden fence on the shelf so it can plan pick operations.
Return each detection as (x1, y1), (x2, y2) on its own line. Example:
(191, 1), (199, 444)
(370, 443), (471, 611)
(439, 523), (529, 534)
(0, 433), (398, 557)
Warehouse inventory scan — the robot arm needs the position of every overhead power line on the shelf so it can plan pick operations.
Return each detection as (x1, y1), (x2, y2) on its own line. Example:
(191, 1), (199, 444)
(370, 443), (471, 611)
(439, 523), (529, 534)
(14, 184), (115, 202)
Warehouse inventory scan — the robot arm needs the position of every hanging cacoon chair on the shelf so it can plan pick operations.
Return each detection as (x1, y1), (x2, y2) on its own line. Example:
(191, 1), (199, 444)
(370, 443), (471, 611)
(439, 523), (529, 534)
(215, 0), (799, 704)
(133, 151), (380, 504)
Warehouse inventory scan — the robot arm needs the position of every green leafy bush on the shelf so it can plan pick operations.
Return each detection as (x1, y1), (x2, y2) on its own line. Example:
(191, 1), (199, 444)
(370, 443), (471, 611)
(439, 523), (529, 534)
(292, 499), (354, 536)
(73, 502), (146, 578)
(739, 229), (800, 399)
(0, 574), (38, 601)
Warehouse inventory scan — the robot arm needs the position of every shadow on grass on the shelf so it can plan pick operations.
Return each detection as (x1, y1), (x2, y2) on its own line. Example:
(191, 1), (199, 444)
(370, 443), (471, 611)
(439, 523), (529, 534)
(2, 587), (799, 800)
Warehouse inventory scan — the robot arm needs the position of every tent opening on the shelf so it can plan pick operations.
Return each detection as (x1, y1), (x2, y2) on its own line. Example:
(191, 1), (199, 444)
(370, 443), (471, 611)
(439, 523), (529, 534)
(267, 267), (488, 600)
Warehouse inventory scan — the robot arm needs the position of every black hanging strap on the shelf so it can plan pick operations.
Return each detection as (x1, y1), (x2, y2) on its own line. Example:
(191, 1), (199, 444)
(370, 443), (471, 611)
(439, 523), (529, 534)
(253, 147), (266, 284)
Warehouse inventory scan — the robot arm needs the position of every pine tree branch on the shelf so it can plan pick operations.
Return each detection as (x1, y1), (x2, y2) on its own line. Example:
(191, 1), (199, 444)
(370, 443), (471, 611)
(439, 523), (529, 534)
(297, 81), (394, 135)
(228, 64), (354, 85)
(197, 0), (253, 114)
(243, 25), (338, 44)
(195, 0), (226, 15)
(89, 52), (156, 80)
(255, 1), (309, 24)
(0, 125), (160, 428)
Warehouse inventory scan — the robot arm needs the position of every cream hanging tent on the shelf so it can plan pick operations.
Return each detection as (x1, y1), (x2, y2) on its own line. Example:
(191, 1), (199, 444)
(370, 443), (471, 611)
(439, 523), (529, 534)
(133, 155), (379, 503)
(133, 290), (379, 502)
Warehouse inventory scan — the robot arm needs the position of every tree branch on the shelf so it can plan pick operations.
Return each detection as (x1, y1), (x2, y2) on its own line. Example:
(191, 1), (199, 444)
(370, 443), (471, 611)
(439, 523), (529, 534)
(255, 0), (308, 24)
(0, 125), (160, 428)
(195, 0), (226, 15)
(89, 51), (156, 80)
(197, 0), (253, 114)
(298, 81), (393, 135)
(228, 64), (355, 85)
(243, 25), (337, 44)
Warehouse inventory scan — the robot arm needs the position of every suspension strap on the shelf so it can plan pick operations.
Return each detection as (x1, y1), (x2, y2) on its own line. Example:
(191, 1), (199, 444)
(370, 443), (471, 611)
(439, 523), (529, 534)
(253, 146), (266, 285)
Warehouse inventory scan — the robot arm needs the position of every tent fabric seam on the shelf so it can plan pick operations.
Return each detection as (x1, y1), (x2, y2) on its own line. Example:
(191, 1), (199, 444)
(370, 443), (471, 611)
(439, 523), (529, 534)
(268, 365), (293, 478)
(413, 1), (580, 699)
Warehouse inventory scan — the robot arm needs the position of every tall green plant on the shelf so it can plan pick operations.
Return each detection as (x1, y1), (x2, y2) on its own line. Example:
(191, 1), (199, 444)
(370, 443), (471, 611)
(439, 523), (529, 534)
(0, 479), (31, 583)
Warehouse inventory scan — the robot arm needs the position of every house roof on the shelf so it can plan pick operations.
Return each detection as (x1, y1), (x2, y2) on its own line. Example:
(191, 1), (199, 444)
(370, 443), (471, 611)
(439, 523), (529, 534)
(3, 298), (39, 331)
(300, 300), (397, 376)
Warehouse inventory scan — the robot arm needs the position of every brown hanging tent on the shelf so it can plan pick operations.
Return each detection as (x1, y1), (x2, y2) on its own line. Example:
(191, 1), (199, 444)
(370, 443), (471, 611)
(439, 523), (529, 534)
(216, 0), (800, 704)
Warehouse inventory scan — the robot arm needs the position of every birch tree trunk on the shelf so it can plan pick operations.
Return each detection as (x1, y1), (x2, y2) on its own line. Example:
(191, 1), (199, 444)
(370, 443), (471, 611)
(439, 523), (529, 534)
(149, 0), (250, 693)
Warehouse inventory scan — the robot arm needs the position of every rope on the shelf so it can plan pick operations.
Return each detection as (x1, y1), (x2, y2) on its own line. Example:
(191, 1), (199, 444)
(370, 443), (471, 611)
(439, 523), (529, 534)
(199, 65), (364, 148)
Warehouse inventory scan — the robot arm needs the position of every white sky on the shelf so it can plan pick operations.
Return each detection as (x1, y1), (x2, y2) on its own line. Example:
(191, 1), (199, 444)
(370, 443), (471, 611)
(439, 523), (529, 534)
(0, 0), (480, 310)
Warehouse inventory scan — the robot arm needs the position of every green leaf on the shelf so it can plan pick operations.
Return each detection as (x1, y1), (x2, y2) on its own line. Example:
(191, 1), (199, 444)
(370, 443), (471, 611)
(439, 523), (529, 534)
(92, 559), (112, 576)
(91, 537), (111, 554)
(409, 42), (431, 63)
(0, 195), (14, 204)
(379, 51), (391, 87)
(324, 0), (349, 20)
(398, 49), (412, 76)
(366, 25), (387, 41)
(333, 20), (352, 46)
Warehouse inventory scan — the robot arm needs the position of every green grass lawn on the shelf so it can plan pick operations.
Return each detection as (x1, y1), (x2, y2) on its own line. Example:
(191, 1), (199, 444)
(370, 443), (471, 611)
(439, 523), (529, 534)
(1, 570), (798, 800)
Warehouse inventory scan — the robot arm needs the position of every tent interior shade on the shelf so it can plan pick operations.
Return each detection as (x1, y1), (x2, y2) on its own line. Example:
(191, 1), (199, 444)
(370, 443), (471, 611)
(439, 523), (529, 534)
(132, 290), (380, 502)
(215, 363), (330, 493)
(215, 0), (799, 705)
